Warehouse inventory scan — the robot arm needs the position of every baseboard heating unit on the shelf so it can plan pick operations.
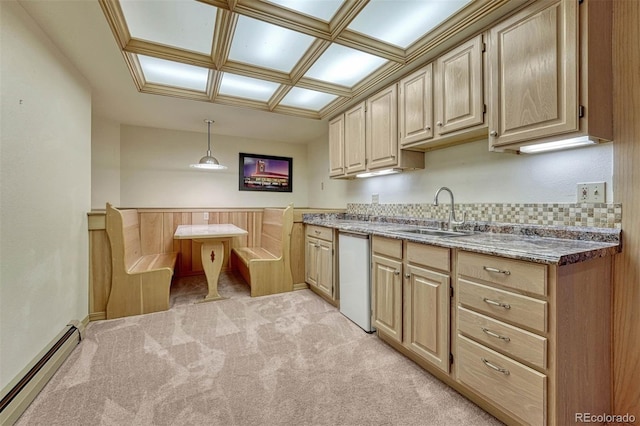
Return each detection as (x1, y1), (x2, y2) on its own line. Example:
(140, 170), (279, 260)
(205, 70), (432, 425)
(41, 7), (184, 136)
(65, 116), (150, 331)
(0, 321), (82, 426)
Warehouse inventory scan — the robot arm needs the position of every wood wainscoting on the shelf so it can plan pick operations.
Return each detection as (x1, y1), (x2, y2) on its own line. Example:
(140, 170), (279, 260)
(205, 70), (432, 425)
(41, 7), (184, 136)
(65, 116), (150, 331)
(88, 207), (342, 321)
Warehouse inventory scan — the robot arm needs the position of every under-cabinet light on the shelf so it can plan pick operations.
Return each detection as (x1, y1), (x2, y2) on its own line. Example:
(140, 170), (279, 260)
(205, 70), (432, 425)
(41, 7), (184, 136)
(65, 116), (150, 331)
(519, 136), (597, 154)
(355, 168), (401, 178)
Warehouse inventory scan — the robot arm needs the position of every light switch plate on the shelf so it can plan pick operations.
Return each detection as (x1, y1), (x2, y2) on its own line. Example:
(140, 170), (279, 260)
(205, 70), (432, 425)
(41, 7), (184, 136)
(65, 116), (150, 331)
(372, 193), (379, 204)
(577, 182), (605, 203)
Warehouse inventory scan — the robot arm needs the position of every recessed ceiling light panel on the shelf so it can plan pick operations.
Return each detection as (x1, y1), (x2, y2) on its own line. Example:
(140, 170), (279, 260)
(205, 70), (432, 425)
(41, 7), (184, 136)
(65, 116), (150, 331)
(348, 0), (472, 48)
(266, 0), (344, 21)
(304, 44), (387, 87)
(229, 15), (315, 72)
(138, 55), (209, 91)
(218, 73), (280, 102)
(280, 87), (338, 110)
(120, 0), (216, 54)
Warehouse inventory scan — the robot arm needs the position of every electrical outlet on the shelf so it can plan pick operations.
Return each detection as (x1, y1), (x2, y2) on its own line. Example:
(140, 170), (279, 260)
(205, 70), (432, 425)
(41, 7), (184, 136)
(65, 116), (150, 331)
(203, 212), (209, 220)
(372, 193), (379, 204)
(577, 182), (605, 203)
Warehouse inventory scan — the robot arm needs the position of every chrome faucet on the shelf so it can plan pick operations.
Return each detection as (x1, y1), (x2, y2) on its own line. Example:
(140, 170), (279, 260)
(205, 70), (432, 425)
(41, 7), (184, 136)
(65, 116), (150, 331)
(433, 187), (466, 230)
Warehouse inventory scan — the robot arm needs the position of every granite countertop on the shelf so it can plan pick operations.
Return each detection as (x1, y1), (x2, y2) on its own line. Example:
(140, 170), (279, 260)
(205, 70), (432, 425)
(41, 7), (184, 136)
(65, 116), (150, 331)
(303, 215), (621, 266)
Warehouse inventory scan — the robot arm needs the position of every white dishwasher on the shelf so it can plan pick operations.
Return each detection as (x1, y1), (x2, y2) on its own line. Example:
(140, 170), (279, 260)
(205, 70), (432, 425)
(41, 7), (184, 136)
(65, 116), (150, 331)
(338, 231), (375, 333)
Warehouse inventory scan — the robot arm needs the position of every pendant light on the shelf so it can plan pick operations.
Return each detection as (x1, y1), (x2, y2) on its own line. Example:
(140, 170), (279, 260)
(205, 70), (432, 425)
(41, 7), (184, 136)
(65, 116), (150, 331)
(190, 119), (227, 170)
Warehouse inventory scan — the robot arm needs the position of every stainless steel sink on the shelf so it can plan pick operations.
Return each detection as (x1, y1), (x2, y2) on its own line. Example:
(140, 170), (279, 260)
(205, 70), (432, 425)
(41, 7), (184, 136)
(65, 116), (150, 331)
(391, 228), (475, 237)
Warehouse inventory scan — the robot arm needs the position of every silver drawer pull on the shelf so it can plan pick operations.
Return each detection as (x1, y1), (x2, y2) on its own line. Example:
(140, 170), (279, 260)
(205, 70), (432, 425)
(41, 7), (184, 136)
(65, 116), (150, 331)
(482, 327), (511, 342)
(314, 230), (321, 234)
(481, 357), (510, 375)
(394, 270), (401, 276)
(483, 266), (511, 275)
(483, 298), (511, 310)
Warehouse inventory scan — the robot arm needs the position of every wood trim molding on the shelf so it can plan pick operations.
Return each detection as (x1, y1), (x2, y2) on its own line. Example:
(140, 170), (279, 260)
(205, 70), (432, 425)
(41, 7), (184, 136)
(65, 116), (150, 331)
(612, 0), (640, 421)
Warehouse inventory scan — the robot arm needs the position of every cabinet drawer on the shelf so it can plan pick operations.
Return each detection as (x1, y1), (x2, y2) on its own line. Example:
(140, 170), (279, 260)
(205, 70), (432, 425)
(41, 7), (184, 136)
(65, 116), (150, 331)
(458, 279), (547, 333)
(372, 235), (402, 259)
(458, 306), (547, 370)
(457, 251), (547, 296)
(406, 242), (450, 272)
(306, 225), (333, 241)
(457, 335), (546, 426)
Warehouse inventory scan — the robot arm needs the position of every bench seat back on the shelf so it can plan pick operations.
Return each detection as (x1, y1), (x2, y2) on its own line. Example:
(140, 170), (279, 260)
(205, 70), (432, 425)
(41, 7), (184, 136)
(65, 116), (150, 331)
(261, 208), (287, 258)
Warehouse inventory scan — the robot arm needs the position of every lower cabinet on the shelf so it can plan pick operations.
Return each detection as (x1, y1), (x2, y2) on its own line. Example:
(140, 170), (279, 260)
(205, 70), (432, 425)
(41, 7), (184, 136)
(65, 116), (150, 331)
(370, 236), (613, 425)
(372, 235), (451, 374)
(305, 225), (337, 304)
(454, 250), (612, 426)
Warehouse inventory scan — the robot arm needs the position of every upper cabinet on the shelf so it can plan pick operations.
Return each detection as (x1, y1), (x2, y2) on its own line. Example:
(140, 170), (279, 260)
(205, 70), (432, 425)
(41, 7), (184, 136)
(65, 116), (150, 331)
(331, 86), (424, 179)
(434, 34), (486, 138)
(344, 102), (367, 175)
(399, 64), (434, 146)
(366, 85), (399, 170)
(328, 114), (345, 177)
(330, 0), (612, 173)
(488, 0), (612, 151)
(400, 34), (486, 150)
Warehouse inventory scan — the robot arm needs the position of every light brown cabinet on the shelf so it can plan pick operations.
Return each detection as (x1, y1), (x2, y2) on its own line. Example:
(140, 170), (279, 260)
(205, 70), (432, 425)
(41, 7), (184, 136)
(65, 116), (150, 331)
(434, 34), (485, 138)
(366, 85), (399, 170)
(328, 114), (345, 177)
(372, 236), (451, 373)
(343, 102), (367, 175)
(305, 225), (337, 304)
(399, 34), (486, 150)
(488, 0), (612, 151)
(455, 250), (612, 425)
(330, 86), (424, 179)
(399, 64), (434, 147)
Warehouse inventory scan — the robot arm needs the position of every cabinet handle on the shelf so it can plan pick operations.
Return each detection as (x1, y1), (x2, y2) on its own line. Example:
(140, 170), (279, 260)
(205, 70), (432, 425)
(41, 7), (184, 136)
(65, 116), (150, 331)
(483, 266), (511, 275)
(314, 230), (321, 234)
(483, 298), (511, 310)
(481, 358), (510, 375)
(394, 270), (401, 276)
(315, 244), (321, 248)
(489, 130), (498, 137)
(426, 126), (431, 131)
(481, 327), (511, 342)
(436, 121), (443, 127)
(405, 273), (411, 279)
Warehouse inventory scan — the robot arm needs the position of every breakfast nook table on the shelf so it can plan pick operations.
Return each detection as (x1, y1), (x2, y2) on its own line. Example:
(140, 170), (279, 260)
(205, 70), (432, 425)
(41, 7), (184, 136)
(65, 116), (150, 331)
(174, 224), (248, 302)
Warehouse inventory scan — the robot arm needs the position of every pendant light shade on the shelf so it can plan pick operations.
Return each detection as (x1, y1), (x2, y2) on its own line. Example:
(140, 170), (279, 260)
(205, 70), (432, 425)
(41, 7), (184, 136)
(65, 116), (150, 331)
(190, 119), (227, 170)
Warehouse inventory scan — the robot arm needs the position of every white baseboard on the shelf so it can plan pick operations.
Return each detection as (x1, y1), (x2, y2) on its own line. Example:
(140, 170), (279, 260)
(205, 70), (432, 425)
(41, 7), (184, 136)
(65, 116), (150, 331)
(0, 320), (83, 425)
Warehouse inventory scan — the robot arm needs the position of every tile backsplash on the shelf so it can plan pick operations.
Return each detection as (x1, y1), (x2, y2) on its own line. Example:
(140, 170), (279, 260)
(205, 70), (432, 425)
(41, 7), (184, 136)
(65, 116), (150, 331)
(346, 202), (622, 229)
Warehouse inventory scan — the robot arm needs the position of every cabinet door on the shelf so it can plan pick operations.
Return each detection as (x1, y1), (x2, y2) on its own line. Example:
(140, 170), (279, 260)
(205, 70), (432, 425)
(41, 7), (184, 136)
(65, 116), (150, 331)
(399, 63), (434, 146)
(404, 263), (451, 373)
(344, 102), (366, 174)
(305, 237), (319, 287)
(366, 85), (398, 170)
(434, 34), (484, 136)
(372, 254), (403, 342)
(316, 239), (334, 298)
(328, 114), (345, 177)
(488, 0), (577, 148)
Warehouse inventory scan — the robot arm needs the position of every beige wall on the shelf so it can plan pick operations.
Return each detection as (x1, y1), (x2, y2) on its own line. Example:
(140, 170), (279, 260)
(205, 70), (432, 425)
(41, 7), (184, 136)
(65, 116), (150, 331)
(0, 1), (91, 390)
(306, 137), (613, 207)
(108, 124), (309, 208)
(91, 115), (120, 209)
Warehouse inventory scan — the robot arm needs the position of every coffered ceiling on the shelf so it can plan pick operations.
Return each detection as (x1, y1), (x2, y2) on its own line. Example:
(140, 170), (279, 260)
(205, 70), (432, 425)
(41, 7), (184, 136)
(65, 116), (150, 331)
(99, 0), (519, 120)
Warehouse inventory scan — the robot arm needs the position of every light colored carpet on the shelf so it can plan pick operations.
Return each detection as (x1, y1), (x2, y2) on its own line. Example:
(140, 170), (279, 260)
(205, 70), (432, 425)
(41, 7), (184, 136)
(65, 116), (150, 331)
(16, 273), (503, 426)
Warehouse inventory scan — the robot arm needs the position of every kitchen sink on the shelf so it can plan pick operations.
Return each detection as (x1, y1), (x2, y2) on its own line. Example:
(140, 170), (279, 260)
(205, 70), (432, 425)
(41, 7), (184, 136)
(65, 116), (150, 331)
(391, 228), (475, 237)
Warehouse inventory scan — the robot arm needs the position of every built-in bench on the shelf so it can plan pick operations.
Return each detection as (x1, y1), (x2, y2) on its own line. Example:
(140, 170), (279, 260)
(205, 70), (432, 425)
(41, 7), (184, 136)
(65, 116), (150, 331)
(231, 204), (293, 297)
(105, 203), (178, 319)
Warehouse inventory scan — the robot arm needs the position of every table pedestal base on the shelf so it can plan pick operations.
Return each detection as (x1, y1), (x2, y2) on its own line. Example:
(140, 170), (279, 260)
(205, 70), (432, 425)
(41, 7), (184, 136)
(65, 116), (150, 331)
(197, 239), (226, 303)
